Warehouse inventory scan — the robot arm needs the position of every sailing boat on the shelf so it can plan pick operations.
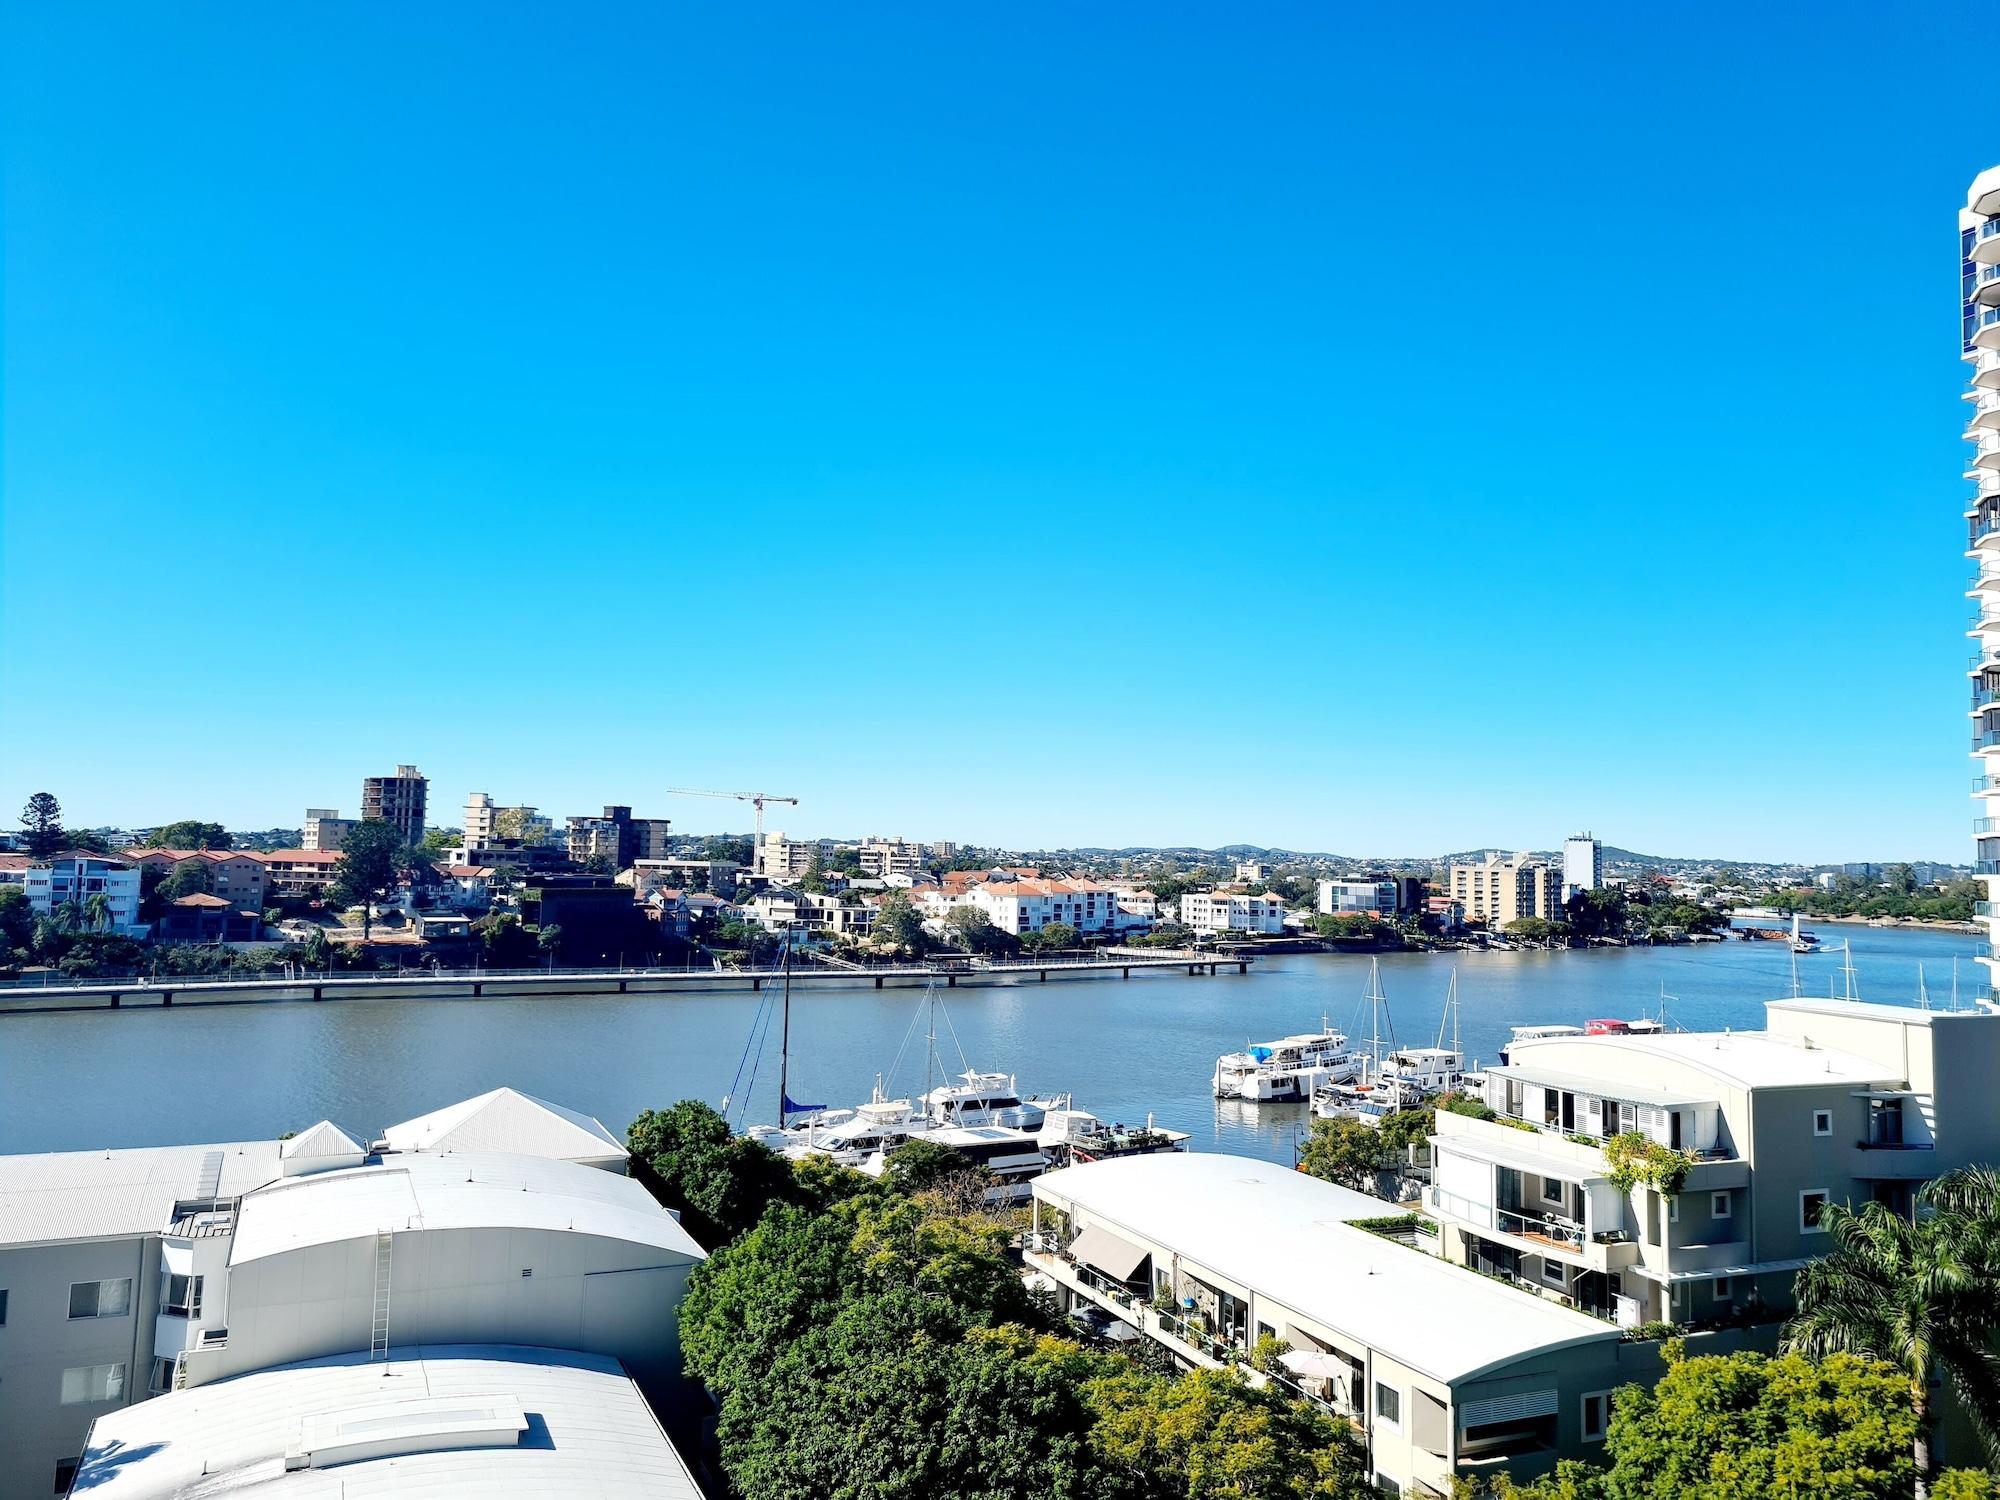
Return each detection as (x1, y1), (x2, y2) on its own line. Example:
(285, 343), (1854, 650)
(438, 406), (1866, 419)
(1310, 959), (1444, 1124)
(1789, 911), (1820, 955)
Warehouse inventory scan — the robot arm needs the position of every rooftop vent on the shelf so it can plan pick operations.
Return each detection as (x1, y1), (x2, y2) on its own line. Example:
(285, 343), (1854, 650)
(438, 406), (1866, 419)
(285, 1394), (527, 1470)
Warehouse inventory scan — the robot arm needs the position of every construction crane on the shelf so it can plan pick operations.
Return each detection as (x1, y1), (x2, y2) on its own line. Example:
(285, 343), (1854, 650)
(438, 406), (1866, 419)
(663, 788), (800, 843)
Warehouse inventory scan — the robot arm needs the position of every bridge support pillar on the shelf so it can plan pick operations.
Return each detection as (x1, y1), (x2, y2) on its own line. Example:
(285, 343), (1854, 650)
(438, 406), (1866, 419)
(875, 976), (884, 989)
(947, 975), (957, 987)
(1039, 971), (1048, 982)
(753, 978), (762, 992)
(162, 993), (173, 1006)
(618, 979), (628, 993)
(312, 986), (322, 1002)
(109, 994), (120, 1008)
(1122, 967), (1130, 979)
(1238, 961), (1248, 974)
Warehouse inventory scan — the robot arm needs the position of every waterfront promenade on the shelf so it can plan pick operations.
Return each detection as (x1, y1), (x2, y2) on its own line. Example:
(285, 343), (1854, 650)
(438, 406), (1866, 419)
(0, 948), (1252, 1015)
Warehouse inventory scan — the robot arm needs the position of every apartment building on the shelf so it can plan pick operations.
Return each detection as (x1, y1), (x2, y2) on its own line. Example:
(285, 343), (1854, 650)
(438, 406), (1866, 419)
(0, 1089), (703, 1500)
(967, 877), (1126, 937)
(753, 830), (820, 881)
(1317, 878), (1397, 918)
(121, 848), (268, 915)
(1031, 1154), (1660, 1497)
(625, 857), (741, 899)
(257, 848), (342, 896)
(565, 805), (673, 870)
(300, 809), (357, 852)
(1962, 166), (2000, 982)
(360, 764), (428, 843)
(1449, 855), (1562, 927)
(855, 837), (930, 879)
(1561, 834), (1603, 902)
(0, 851), (148, 937)
(1423, 998), (2000, 1330)
(464, 792), (555, 852)
(1234, 861), (1272, 883)
(1179, 889), (1287, 936)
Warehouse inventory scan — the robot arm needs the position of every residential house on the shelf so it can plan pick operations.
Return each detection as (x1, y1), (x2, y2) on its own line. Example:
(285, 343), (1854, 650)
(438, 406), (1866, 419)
(256, 848), (342, 897)
(155, 894), (261, 944)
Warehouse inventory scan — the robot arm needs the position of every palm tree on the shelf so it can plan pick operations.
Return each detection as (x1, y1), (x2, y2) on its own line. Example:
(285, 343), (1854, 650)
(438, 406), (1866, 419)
(1784, 1169), (2000, 1498)
(83, 891), (112, 932)
(52, 899), (84, 932)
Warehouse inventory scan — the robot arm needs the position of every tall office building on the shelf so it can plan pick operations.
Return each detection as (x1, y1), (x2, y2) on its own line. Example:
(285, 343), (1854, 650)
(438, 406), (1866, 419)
(1561, 833), (1602, 903)
(1963, 165), (2000, 990)
(360, 764), (427, 844)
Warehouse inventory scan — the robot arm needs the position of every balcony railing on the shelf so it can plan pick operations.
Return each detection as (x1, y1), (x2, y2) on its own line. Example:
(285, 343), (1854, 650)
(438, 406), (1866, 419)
(1978, 861), (2000, 876)
(1984, 219), (2000, 243)
(1496, 1206), (1584, 1248)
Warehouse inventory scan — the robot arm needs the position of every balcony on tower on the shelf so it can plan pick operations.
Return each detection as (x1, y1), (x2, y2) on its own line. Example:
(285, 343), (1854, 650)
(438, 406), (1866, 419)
(1973, 166), (2000, 218)
(1979, 218), (2000, 267)
(1975, 307), (2000, 353)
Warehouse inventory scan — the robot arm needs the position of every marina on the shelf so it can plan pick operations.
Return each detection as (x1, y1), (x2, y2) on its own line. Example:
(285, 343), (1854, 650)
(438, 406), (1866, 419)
(0, 925), (1985, 1162)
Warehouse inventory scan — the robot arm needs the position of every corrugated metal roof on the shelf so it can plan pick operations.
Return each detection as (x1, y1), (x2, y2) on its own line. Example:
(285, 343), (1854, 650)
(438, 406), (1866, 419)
(230, 1151), (707, 1265)
(0, 1140), (281, 1246)
(71, 1343), (704, 1497)
(381, 1088), (625, 1162)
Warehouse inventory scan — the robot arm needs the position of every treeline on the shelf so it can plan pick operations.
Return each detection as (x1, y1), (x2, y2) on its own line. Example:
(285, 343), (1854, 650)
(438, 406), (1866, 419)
(1765, 877), (1980, 923)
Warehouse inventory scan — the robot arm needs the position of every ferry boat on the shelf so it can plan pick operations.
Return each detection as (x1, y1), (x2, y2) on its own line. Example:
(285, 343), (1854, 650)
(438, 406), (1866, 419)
(1212, 1023), (1361, 1101)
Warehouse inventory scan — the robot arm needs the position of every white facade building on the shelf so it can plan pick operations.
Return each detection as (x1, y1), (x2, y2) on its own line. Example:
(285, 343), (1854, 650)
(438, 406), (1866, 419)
(301, 810), (357, 852)
(1425, 999), (2000, 1331)
(1561, 834), (1602, 903)
(1316, 878), (1396, 917)
(0, 851), (147, 937)
(1030, 1154), (1656, 1497)
(1963, 164), (2000, 988)
(0, 1090), (700, 1500)
(1179, 889), (1287, 936)
(966, 878), (1122, 937)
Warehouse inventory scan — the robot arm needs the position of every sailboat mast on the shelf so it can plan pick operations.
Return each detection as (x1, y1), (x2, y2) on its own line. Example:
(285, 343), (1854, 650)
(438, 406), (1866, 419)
(777, 926), (794, 1130)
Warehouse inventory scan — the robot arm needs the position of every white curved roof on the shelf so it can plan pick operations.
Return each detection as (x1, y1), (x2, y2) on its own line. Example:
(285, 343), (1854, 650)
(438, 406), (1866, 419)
(230, 1151), (705, 1265)
(382, 1088), (624, 1162)
(69, 1344), (703, 1497)
(1034, 1152), (1616, 1385)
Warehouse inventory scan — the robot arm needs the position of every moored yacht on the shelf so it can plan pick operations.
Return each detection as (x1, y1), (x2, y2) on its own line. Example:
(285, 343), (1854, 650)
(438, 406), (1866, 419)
(1212, 1024), (1360, 1101)
(924, 1070), (1067, 1129)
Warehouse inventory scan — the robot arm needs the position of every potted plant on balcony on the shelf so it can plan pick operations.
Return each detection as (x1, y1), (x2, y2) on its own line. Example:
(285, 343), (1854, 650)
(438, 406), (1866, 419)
(1603, 1131), (1697, 1196)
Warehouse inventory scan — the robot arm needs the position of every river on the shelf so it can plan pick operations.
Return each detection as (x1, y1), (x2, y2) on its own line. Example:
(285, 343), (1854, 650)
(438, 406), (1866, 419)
(1, 924), (1984, 1163)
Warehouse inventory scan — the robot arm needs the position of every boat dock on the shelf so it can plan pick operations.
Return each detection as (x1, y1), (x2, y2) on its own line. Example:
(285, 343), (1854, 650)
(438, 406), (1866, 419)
(0, 948), (1254, 1015)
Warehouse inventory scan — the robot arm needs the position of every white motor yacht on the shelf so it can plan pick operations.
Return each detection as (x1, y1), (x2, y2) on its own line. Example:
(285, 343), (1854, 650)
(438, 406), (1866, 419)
(1213, 1024), (1360, 1101)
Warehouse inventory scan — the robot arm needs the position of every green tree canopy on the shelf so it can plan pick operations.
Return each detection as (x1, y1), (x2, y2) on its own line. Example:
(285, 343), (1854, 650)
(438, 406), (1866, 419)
(20, 792), (63, 859)
(627, 1099), (798, 1248)
(874, 891), (930, 954)
(945, 905), (1015, 956)
(146, 821), (231, 850)
(1486, 1349), (1919, 1500)
(157, 857), (215, 902)
(329, 820), (406, 939)
(1297, 1116), (1388, 1191)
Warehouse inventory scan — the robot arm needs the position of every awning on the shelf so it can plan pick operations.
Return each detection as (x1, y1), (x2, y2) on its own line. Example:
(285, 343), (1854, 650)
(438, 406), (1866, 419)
(1069, 1224), (1151, 1282)
(1459, 1388), (1557, 1430)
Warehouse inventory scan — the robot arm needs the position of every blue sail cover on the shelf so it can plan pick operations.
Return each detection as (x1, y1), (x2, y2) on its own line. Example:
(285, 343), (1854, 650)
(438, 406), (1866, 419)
(1249, 1046), (1273, 1062)
(783, 1093), (828, 1117)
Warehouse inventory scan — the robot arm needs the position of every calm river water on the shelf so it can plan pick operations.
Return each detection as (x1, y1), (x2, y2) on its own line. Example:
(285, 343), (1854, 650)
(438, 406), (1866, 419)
(1, 925), (1984, 1162)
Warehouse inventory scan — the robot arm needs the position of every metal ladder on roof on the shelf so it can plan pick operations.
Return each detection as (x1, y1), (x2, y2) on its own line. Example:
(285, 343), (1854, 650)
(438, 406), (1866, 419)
(368, 1232), (393, 1360)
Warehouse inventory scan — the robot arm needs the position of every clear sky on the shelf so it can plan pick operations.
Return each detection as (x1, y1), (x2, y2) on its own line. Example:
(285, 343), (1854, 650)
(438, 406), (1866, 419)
(2, 4), (1994, 861)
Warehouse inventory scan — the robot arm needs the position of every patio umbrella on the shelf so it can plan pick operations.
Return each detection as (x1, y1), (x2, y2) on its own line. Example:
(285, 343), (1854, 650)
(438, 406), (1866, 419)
(1279, 1350), (1348, 1380)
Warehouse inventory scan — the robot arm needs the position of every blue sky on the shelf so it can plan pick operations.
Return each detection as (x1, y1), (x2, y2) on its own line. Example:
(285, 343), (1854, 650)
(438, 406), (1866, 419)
(1, 4), (1993, 861)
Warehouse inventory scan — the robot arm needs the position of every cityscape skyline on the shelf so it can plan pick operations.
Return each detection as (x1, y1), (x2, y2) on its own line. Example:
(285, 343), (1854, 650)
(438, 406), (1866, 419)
(3, 7), (1994, 863)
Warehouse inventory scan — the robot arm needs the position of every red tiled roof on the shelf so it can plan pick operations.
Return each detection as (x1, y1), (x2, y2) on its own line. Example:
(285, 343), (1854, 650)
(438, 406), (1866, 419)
(260, 849), (341, 864)
(171, 893), (233, 908)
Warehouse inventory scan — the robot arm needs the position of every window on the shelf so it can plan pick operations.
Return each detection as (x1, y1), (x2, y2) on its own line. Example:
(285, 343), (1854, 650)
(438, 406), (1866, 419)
(1712, 1276), (1734, 1300)
(1541, 1177), (1565, 1206)
(160, 1273), (202, 1318)
(1813, 1109), (1833, 1138)
(1711, 1192), (1732, 1220)
(149, 1357), (176, 1394)
(60, 1362), (126, 1406)
(1375, 1381), (1402, 1426)
(67, 1278), (131, 1320)
(1801, 1189), (1830, 1233)
(1541, 1257), (1568, 1287)
(1581, 1391), (1611, 1442)
(1667, 1195), (1679, 1225)
(1375, 1477), (1402, 1498)
(54, 1460), (80, 1495)
(0, 1287), (7, 1326)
